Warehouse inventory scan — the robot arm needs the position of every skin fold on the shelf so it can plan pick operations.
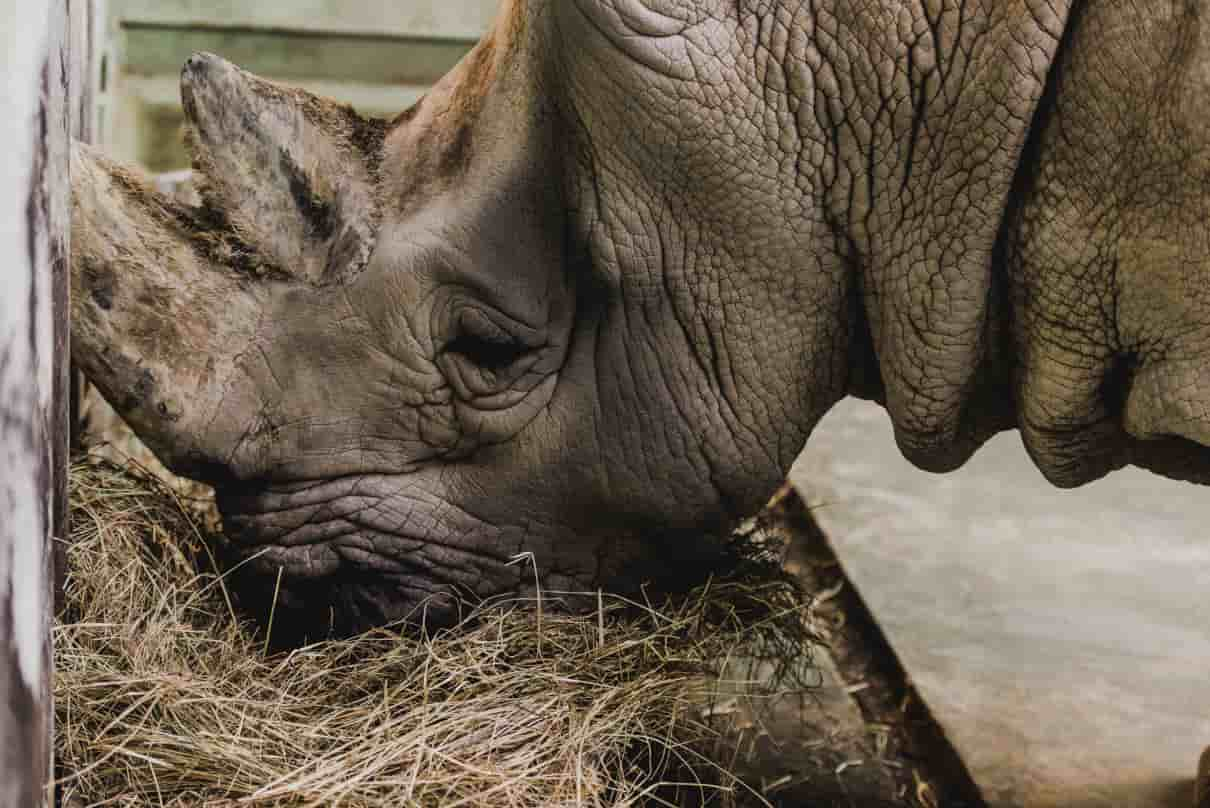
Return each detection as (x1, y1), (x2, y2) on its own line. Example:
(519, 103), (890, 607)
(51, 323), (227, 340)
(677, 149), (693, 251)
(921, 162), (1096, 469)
(71, 0), (1210, 641)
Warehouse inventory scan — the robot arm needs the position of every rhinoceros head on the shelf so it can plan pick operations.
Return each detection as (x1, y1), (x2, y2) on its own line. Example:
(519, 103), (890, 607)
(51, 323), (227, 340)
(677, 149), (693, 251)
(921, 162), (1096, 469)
(73, 0), (1210, 638)
(72, 3), (834, 639)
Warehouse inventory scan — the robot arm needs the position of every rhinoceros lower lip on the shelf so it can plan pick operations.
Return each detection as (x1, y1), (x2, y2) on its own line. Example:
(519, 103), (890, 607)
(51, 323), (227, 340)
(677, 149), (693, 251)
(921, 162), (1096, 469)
(226, 555), (477, 643)
(215, 473), (525, 594)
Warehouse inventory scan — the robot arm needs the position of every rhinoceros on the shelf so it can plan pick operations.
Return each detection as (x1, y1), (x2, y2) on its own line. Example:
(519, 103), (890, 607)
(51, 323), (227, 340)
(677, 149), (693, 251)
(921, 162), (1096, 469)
(72, 0), (1209, 644)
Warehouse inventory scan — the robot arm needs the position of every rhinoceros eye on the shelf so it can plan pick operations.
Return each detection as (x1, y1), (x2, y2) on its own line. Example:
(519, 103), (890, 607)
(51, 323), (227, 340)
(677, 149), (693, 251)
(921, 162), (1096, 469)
(445, 308), (531, 373)
(447, 330), (528, 372)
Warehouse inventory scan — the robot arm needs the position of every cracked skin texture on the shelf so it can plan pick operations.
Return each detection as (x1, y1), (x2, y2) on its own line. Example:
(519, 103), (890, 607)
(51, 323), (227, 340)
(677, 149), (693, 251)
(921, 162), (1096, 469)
(71, 0), (1210, 641)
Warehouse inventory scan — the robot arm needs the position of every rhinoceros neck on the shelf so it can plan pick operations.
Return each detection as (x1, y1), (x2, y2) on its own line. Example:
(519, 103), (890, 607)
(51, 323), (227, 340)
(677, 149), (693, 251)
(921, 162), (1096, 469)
(785, 1), (1078, 474)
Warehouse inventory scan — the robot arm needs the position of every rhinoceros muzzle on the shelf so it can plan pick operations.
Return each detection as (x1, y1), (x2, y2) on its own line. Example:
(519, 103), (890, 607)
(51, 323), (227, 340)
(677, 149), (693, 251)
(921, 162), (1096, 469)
(215, 474), (529, 638)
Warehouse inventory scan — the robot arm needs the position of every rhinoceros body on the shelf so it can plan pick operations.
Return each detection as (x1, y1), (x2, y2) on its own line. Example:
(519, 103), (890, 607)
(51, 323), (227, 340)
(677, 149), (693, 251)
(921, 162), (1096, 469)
(71, 1), (1210, 636)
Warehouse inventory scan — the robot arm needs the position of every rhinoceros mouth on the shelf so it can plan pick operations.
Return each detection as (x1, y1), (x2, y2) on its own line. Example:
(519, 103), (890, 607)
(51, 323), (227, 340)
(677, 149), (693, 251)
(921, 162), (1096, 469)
(214, 474), (529, 640)
(212, 474), (728, 642)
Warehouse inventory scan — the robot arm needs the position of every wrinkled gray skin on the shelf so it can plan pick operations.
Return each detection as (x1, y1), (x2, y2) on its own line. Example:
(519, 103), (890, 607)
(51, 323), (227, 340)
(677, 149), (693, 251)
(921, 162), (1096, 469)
(71, 0), (1210, 639)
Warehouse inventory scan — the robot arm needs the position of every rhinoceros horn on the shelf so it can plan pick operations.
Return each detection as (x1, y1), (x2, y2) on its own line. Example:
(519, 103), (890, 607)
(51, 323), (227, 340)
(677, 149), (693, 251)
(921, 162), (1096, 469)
(71, 53), (385, 478)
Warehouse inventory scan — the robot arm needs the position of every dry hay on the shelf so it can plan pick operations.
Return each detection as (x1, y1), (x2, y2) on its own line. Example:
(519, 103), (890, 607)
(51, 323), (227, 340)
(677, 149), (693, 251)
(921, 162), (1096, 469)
(56, 457), (819, 807)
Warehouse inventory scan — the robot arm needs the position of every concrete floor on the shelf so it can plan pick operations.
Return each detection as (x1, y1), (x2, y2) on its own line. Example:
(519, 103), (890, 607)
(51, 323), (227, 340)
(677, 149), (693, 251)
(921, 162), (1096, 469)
(790, 399), (1210, 808)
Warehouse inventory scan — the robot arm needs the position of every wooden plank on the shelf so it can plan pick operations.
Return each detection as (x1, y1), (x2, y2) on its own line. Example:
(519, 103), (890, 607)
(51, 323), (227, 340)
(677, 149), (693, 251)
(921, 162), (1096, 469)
(0, 1), (87, 804)
(113, 0), (498, 41)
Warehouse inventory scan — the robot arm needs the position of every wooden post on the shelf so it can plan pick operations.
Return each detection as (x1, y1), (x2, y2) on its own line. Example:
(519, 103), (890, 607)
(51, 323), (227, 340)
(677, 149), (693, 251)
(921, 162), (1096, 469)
(0, 2), (90, 805)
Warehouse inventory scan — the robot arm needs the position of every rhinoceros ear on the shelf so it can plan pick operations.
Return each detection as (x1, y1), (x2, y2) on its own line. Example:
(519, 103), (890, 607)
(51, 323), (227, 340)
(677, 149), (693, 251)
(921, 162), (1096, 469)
(180, 52), (385, 285)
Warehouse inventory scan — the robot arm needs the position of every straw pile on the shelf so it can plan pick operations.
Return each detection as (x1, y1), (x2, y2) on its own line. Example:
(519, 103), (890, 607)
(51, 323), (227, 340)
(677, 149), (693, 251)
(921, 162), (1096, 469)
(56, 457), (819, 807)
